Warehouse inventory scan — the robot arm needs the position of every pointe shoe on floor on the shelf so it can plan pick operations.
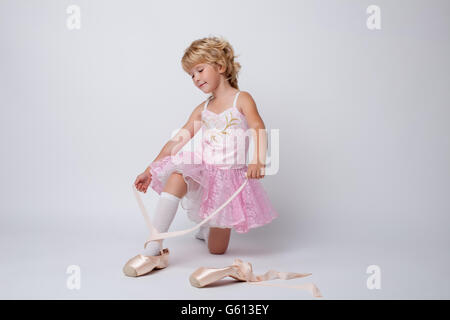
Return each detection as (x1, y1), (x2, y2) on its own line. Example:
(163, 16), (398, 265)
(189, 264), (246, 288)
(189, 258), (317, 293)
(123, 248), (170, 277)
(189, 259), (262, 287)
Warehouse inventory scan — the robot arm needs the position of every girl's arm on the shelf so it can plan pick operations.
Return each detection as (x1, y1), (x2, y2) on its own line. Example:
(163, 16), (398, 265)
(144, 103), (204, 173)
(239, 92), (267, 178)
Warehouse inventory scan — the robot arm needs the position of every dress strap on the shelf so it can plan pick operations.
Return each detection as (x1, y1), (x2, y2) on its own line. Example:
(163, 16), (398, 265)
(204, 92), (240, 111)
(232, 91), (241, 109)
(203, 95), (213, 111)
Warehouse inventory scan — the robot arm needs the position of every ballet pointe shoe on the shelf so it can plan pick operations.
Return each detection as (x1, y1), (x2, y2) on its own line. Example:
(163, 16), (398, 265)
(189, 266), (242, 287)
(189, 258), (318, 294)
(123, 248), (170, 277)
(189, 259), (250, 288)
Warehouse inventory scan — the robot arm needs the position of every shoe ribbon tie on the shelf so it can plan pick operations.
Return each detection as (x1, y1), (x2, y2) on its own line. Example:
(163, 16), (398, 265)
(132, 172), (249, 249)
(230, 258), (323, 298)
(132, 172), (323, 298)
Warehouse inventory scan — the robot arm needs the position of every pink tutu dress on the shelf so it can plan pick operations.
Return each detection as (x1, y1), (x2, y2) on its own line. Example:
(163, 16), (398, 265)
(148, 91), (279, 233)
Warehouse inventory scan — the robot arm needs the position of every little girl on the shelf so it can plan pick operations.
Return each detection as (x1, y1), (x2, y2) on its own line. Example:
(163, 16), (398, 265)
(123, 36), (279, 277)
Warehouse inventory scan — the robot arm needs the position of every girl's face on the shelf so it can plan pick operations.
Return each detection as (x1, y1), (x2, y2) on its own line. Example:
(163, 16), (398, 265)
(189, 63), (224, 93)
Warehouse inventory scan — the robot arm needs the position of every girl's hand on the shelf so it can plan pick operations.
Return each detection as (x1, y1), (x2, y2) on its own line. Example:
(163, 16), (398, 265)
(134, 168), (152, 193)
(246, 163), (265, 179)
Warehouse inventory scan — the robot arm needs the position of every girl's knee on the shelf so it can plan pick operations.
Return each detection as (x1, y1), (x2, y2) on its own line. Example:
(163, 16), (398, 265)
(207, 227), (231, 254)
(208, 243), (228, 255)
(208, 247), (227, 255)
(163, 172), (187, 198)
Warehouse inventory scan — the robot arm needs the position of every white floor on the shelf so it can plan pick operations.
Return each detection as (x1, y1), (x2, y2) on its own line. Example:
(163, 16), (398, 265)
(1, 220), (449, 300)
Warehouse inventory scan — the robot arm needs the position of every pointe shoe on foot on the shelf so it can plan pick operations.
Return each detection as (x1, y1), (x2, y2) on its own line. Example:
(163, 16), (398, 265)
(123, 248), (169, 277)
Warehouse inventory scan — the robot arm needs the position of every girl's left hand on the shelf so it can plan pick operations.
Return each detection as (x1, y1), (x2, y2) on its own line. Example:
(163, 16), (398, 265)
(246, 163), (265, 179)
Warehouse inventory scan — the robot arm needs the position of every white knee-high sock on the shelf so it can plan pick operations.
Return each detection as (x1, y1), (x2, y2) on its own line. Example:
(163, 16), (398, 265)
(141, 191), (181, 256)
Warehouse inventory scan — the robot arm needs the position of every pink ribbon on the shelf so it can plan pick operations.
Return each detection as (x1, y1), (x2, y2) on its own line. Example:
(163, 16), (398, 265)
(231, 259), (323, 298)
(132, 172), (323, 298)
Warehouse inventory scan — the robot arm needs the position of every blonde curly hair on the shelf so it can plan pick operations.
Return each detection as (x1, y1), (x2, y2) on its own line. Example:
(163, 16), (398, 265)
(181, 36), (241, 90)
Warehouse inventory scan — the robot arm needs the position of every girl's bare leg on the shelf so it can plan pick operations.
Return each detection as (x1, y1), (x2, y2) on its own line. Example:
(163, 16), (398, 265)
(208, 227), (231, 254)
(162, 172), (187, 198)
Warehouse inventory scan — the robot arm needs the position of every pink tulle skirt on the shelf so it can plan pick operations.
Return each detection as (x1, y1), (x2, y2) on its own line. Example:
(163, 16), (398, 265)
(148, 151), (279, 233)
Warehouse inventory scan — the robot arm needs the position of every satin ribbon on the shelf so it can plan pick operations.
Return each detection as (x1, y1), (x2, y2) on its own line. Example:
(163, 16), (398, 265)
(132, 172), (249, 250)
(132, 171), (323, 298)
(230, 259), (323, 298)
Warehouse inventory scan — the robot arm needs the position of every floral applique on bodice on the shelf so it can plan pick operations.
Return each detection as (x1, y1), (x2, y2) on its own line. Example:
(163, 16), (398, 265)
(202, 110), (241, 142)
(201, 91), (249, 169)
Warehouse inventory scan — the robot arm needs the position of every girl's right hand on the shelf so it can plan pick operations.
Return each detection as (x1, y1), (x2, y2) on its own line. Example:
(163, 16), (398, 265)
(134, 169), (152, 193)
